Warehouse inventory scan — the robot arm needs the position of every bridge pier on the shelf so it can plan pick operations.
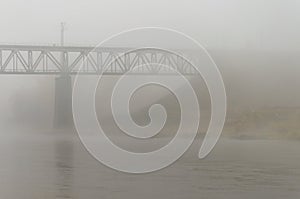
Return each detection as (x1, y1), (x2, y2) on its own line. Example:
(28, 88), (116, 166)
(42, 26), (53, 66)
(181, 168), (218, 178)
(53, 75), (73, 128)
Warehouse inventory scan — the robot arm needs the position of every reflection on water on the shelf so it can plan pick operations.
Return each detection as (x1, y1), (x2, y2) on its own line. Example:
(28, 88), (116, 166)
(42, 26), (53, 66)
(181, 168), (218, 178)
(0, 129), (299, 199)
(55, 137), (73, 199)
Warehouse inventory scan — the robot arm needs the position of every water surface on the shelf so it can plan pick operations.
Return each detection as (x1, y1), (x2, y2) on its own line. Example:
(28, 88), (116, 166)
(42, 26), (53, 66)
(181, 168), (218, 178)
(0, 129), (299, 199)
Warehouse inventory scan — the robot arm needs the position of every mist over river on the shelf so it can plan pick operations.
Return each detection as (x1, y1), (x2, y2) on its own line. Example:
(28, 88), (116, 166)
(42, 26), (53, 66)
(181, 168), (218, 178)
(1, 0), (300, 198)
(0, 129), (299, 199)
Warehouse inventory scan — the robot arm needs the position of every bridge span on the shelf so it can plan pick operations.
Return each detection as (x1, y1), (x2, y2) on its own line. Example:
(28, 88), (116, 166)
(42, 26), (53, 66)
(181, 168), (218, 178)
(0, 45), (198, 75)
(0, 45), (200, 127)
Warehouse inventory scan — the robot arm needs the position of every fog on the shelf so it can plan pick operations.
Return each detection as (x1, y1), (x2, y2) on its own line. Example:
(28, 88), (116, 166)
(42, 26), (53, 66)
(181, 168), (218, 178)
(1, 1), (300, 199)
(1, 0), (300, 51)
(0, 0), (300, 139)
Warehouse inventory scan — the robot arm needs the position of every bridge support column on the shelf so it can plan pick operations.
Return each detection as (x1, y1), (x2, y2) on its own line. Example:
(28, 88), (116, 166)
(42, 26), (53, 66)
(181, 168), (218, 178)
(54, 75), (73, 128)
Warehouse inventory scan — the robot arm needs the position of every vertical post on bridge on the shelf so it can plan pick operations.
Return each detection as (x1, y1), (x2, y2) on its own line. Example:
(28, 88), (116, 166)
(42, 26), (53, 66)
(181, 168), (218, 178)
(53, 22), (73, 128)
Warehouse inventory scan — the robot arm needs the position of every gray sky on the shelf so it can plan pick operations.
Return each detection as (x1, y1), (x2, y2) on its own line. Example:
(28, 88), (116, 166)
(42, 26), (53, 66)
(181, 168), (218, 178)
(1, 0), (300, 126)
(0, 0), (300, 50)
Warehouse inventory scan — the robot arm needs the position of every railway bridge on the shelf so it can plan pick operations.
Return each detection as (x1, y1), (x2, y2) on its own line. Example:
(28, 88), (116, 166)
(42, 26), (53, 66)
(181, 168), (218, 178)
(0, 45), (199, 127)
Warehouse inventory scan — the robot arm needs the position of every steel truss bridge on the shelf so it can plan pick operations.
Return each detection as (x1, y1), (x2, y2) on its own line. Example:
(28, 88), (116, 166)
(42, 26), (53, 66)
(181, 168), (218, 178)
(0, 44), (201, 127)
(0, 45), (199, 75)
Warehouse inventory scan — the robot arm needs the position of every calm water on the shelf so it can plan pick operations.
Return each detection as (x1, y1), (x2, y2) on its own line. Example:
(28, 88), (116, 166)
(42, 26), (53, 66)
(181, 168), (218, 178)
(0, 129), (299, 199)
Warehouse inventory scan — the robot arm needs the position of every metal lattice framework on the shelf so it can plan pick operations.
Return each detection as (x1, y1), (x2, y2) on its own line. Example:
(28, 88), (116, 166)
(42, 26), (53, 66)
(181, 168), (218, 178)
(0, 45), (199, 75)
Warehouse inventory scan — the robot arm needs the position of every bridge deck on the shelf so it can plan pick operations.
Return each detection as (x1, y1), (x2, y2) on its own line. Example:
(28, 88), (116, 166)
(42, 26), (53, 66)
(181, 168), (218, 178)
(0, 45), (198, 75)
